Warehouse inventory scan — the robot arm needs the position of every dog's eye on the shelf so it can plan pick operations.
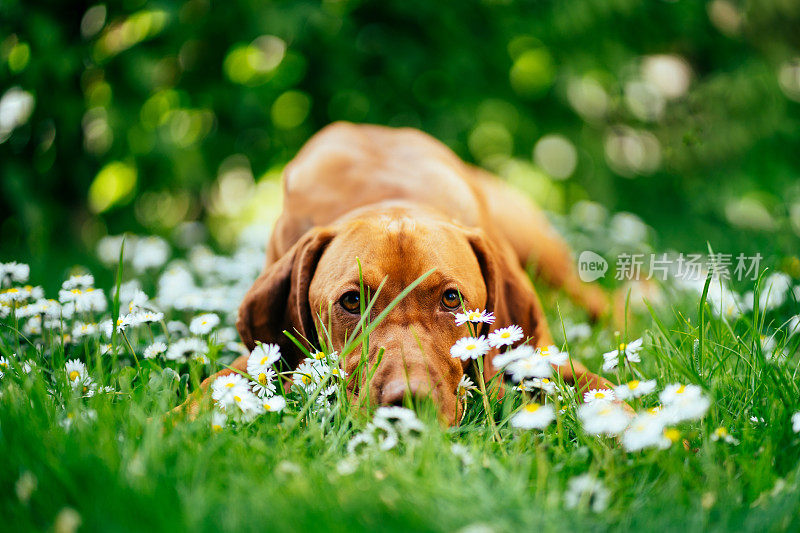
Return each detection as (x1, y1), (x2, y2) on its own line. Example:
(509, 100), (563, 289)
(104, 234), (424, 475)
(442, 289), (461, 310)
(339, 291), (361, 314)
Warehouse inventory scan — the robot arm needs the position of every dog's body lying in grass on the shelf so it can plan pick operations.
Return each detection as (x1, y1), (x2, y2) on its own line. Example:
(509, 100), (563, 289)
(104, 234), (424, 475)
(188, 122), (614, 424)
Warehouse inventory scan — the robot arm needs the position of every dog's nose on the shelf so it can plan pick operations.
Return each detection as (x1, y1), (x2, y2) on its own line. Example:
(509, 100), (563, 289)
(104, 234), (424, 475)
(379, 378), (436, 406)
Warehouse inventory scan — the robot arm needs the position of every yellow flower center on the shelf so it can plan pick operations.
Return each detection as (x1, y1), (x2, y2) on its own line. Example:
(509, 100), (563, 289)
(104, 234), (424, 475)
(542, 378), (550, 384)
(260, 356), (270, 365)
(0, 362), (7, 369)
(465, 344), (476, 351)
(71, 289), (81, 295)
(302, 375), (311, 384)
(628, 380), (640, 389)
(664, 428), (680, 442)
(258, 373), (267, 385)
(69, 370), (80, 381)
(263, 402), (272, 410)
(332, 368), (340, 376)
(500, 331), (511, 338)
(676, 385), (686, 394)
(540, 347), (550, 355)
(619, 343), (627, 351)
(225, 382), (235, 388)
(524, 403), (541, 413)
(714, 427), (728, 437)
(212, 424), (222, 431)
(313, 351), (325, 360)
(233, 395), (242, 403)
(594, 392), (606, 399)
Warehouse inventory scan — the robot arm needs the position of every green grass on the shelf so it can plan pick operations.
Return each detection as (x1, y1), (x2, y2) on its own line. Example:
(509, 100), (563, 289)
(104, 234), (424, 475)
(2, 247), (800, 532)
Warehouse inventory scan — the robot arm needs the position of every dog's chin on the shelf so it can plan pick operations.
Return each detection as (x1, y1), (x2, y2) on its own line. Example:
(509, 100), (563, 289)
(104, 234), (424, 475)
(345, 382), (460, 426)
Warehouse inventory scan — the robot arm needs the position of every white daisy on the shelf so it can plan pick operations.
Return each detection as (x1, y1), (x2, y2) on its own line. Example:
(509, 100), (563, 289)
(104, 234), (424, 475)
(61, 274), (94, 291)
(535, 345), (569, 366)
(758, 272), (792, 310)
(211, 410), (227, 431)
(367, 418), (399, 451)
(511, 403), (555, 429)
(189, 313), (220, 335)
(505, 356), (552, 381)
(622, 413), (668, 452)
(710, 427), (739, 445)
(487, 325), (524, 348)
(454, 308), (495, 326)
(528, 377), (557, 395)
(661, 393), (710, 423)
(346, 432), (374, 455)
(456, 374), (477, 400)
(578, 401), (630, 436)
(492, 344), (535, 369)
(165, 337), (207, 362)
(249, 368), (277, 398)
(71, 322), (98, 339)
(614, 379), (657, 400)
(450, 336), (491, 360)
(261, 395), (286, 412)
(565, 322), (592, 342)
(211, 373), (260, 417)
(583, 388), (615, 403)
(659, 383), (702, 404)
(792, 412), (800, 433)
(0, 356), (9, 378)
(602, 337), (643, 372)
(248, 343), (281, 372)
(375, 406), (418, 425)
(564, 474), (610, 512)
(292, 360), (322, 393)
(143, 341), (167, 359)
(0, 262), (29, 286)
(65, 359), (87, 387)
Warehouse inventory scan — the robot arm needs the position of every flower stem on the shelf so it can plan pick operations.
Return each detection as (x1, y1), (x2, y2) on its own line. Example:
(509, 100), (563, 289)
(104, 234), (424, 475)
(476, 356), (501, 443)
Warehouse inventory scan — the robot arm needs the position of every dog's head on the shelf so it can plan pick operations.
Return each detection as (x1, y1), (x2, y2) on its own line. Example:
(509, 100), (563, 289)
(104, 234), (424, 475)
(236, 206), (548, 424)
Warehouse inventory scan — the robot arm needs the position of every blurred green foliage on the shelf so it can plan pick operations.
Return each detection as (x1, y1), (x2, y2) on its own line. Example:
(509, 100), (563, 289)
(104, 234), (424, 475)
(2, 0), (800, 276)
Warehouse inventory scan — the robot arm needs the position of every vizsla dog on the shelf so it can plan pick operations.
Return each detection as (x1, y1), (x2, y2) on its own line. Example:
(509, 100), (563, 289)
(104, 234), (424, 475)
(192, 122), (615, 424)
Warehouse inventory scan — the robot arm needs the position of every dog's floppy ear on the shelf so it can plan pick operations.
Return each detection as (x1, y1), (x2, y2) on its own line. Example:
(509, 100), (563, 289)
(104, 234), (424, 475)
(236, 228), (335, 367)
(467, 230), (552, 351)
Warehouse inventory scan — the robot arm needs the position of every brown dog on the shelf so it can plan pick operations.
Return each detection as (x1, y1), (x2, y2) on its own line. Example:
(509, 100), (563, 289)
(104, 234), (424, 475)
(192, 122), (614, 424)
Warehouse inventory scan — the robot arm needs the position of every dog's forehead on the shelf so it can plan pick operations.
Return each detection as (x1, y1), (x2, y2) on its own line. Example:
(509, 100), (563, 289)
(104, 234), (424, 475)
(315, 214), (483, 290)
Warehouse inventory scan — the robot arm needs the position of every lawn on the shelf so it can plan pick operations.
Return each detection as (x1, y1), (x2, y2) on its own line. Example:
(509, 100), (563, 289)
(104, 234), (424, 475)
(2, 220), (800, 533)
(4, 1), (800, 531)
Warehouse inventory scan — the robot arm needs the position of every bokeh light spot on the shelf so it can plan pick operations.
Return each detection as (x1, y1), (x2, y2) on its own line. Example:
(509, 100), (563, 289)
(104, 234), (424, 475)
(533, 134), (577, 180)
(88, 161), (137, 213)
(509, 48), (555, 99)
(271, 91), (311, 129)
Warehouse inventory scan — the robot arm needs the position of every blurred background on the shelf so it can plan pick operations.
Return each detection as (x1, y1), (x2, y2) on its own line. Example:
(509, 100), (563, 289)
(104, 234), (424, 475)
(2, 0), (800, 289)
